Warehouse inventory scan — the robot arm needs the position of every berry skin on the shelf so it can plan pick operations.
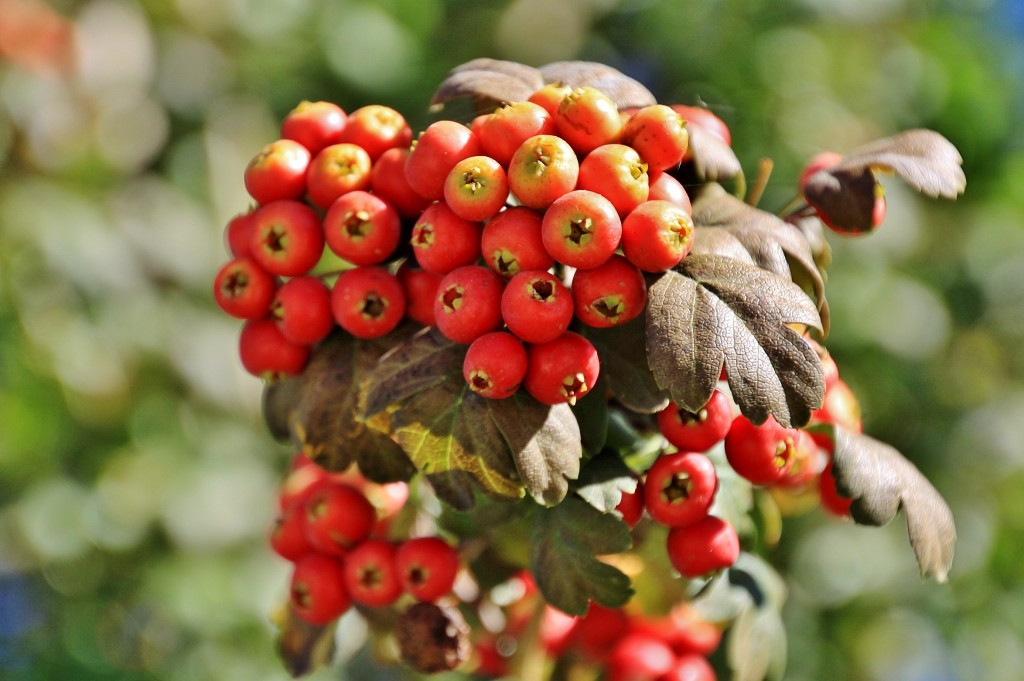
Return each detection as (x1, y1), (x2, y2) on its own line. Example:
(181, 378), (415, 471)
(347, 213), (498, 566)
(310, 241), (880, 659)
(463, 331), (528, 399)
(331, 266), (406, 339)
(398, 266), (443, 327)
(250, 199), (324, 277)
(338, 104), (412, 161)
(342, 538), (403, 608)
(443, 155), (509, 222)
(411, 202), (482, 275)
(281, 100), (347, 155)
(434, 266), (504, 344)
(224, 210), (258, 258)
(661, 654), (717, 681)
(643, 451), (718, 528)
(527, 82), (574, 117)
(621, 104), (690, 173)
(395, 536), (461, 602)
(477, 100), (556, 166)
(570, 254), (647, 328)
(523, 331), (600, 406)
(238, 319), (310, 379)
(243, 138), (310, 204)
(819, 458), (853, 518)
(555, 86), (624, 155)
(305, 142), (373, 209)
(799, 151), (843, 191)
(271, 275), (334, 346)
(322, 190), (401, 266)
(405, 120), (482, 201)
(615, 478), (645, 527)
(724, 414), (798, 486)
(303, 482), (377, 557)
(500, 270), (574, 344)
(213, 257), (276, 320)
(811, 377), (862, 432)
(270, 503), (314, 562)
(666, 515), (740, 578)
(290, 553), (351, 625)
(647, 171), (693, 214)
(370, 147), (433, 218)
(507, 134), (580, 210)
(621, 199), (695, 272)
(672, 105), (732, 159)
(480, 206), (553, 278)
(606, 631), (676, 681)
(577, 143), (650, 217)
(656, 390), (733, 453)
(541, 189), (622, 270)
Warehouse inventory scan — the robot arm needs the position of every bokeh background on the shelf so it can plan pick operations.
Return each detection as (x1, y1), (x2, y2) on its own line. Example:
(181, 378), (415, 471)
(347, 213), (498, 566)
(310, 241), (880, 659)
(1, 0), (1022, 679)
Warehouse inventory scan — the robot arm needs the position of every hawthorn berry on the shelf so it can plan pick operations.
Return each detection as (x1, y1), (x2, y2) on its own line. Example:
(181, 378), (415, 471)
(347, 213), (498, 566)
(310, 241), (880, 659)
(541, 189), (622, 270)
(271, 275), (334, 346)
(507, 134), (580, 210)
(811, 378), (862, 432)
(331, 266), (406, 339)
(775, 429), (822, 489)
(270, 503), (313, 562)
(224, 210), (258, 258)
(396, 536), (461, 602)
(643, 451), (718, 528)
(243, 138), (310, 204)
(213, 257), (276, 320)
(523, 331), (600, 405)
(621, 199), (695, 272)
(616, 478), (645, 527)
(249, 199), (324, 277)
(322, 190), (402, 266)
(661, 654), (717, 681)
(443, 155), (509, 222)
(606, 631), (676, 681)
(411, 202), (482, 275)
(281, 100), (347, 155)
(621, 103), (689, 173)
(666, 515), (740, 578)
(500, 270), (574, 344)
(290, 553), (350, 625)
(306, 142), (373, 209)
(648, 171), (693, 214)
(656, 390), (733, 453)
(463, 331), (528, 399)
(570, 254), (647, 327)
(238, 319), (310, 379)
(370, 147), (433, 218)
(433, 265), (504, 344)
(343, 538), (403, 608)
(480, 206), (553, 278)
(338, 104), (412, 161)
(672, 104), (732, 159)
(577, 143), (650, 216)
(527, 82), (574, 117)
(555, 86), (624, 155)
(303, 482), (377, 556)
(724, 414), (798, 486)
(398, 266), (443, 327)
(477, 100), (556, 166)
(405, 120), (481, 201)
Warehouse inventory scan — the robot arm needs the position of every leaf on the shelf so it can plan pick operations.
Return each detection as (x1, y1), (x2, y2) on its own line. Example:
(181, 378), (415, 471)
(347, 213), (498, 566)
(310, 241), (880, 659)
(530, 497), (634, 615)
(583, 317), (669, 414)
(430, 58), (544, 111)
(692, 183), (828, 328)
(572, 450), (638, 514)
(539, 60), (656, 109)
(572, 374), (610, 453)
(645, 255), (824, 428)
(802, 129), (966, 233)
(362, 329), (583, 508)
(829, 427), (956, 582)
(727, 603), (787, 681)
(275, 607), (337, 677)
(687, 121), (743, 181)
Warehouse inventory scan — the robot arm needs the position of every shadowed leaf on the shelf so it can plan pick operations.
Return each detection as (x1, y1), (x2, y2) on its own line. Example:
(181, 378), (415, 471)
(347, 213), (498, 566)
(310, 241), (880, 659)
(645, 255), (824, 428)
(572, 450), (638, 514)
(584, 317), (669, 414)
(530, 497), (634, 615)
(687, 122), (743, 181)
(539, 60), (656, 109)
(276, 607), (337, 678)
(430, 58), (544, 111)
(829, 427), (956, 582)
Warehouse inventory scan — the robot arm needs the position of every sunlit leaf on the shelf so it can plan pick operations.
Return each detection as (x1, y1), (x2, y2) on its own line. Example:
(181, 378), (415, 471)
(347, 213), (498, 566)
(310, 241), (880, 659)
(645, 255), (824, 428)
(430, 58), (544, 111)
(539, 60), (656, 109)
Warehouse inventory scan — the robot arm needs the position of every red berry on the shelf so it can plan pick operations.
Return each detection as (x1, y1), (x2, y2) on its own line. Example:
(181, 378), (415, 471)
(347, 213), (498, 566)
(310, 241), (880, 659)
(249, 199), (324, 277)
(724, 415), (798, 486)
(648, 171), (692, 214)
(775, 429), (822, 489)
(666, 515), (740, 578)
(338, 104), (412, 161)
(243, 138), (310, 204)
(270, 503), (313, 562)
(660, 654), (717, 681)
(643, 452), (717, 528)
(405, 120), (481, 201)
(213, 257), (276, 320)
(410, 202), (482, 275)
(575, 603), (630, 661)
(303, 482), (376, 556)
(443, 155), (509, 222)
(541, 189), (622, 270)
(606, 632), (676, 681)
(463, 331), (528, 399)
(621, 200), (694, 272)
(501, 270), (574, 344)
(819, 458), (853, 518)
(323, 190), (402, 266)
(523, 331), (600, 405)
(656, 390), (733, 453)
(798, 151), (843, 191)
(672, 105), (731, 159)
(331, 266), (406, 339)
(477, 100), (556, 166)
(306, 142), (373, 209)
(398, 266), (443, 327)
(527, 82), (573, 117)
(507, 134), (580, 210)
(238, 319), (310, 379)
(290, 553), (350, 625)
(343, 538), (403, 608)
(616, 478), (645, 527)
(278, 461), (333, 511)
(224, 210), (258, 258)
(480, 206), (553, 278)
(570, 254), (647, 327)
(621, 104), (689, 173)
(395, 536), (461, 602)
(555, 86), (623, 155)
(271, 275), (334, 345)
(281, 100), (347, 155)
(433, 265), (504, 344)
(370, 147), (432, 218)
(577, 143), (650, 216)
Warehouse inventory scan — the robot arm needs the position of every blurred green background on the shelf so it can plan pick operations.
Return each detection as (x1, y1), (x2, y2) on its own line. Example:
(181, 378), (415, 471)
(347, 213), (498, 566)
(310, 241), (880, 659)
(1, 0), (1022, 679)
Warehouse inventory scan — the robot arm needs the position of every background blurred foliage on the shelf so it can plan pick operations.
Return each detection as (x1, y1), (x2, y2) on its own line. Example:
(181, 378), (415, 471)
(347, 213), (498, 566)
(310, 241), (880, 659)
(1, 0), (1022, 679)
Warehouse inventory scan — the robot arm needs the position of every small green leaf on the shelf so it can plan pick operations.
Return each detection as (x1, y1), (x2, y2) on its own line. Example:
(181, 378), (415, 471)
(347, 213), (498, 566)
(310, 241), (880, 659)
(645, 255), (824, 428)
(583, 317), (669, 414)
(573, 450), (638, 514)
(727, 603), (787, 681)
(530, 498), (634, 615)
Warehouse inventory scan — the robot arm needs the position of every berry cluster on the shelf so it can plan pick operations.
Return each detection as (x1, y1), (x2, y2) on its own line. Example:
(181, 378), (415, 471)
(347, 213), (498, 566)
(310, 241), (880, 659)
(213, 89), (706, 405)
(271, 454), (460, 627)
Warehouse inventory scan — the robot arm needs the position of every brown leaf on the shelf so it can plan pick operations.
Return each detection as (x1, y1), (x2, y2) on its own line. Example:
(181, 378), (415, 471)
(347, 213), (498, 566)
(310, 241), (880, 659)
(275, 606), (337, 677)
(645, 255), (824, 428)
(430, 58), (544, 111)
(539, 60), (656, 109)
(687, 122), (743, 181)
(396, 602), (470, 674)
(831, 427), (956, 582)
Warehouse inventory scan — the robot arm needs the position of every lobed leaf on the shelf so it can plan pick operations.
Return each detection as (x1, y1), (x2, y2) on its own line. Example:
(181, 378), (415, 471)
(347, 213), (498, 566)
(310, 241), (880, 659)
(530, 497), (634, 615)
(645, 254), (824, 428)
(829, 427), (956, 582)
(538, 60), (657, 109)
(583, 317), (669, 414)
(429, 58), (544, 111)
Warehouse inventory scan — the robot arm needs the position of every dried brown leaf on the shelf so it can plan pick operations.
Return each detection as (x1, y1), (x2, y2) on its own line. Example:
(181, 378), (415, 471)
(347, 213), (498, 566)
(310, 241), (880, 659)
(430, 58), (544, 111)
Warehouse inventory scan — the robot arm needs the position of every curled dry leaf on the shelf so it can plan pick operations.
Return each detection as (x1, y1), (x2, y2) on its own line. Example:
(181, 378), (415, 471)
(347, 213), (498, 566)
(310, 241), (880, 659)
(830, 427), (956, 582)
(429, 58), (544, 112)
(396, 602), (471, 674)
(685, 122), (743, 181)
(539, 60), (657, 109)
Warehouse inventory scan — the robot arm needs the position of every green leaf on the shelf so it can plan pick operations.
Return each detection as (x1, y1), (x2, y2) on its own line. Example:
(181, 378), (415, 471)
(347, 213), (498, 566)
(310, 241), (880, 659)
(645, 254), (824, 428)
(530, 497), (634, 615)
(573, 450), (638, 514)
(827, 426), (957, 582)
(572, 374), (610, 453)
(429, 58), (544, 112)
(583, 317), (669, 414)
(538, 60), (656, 109)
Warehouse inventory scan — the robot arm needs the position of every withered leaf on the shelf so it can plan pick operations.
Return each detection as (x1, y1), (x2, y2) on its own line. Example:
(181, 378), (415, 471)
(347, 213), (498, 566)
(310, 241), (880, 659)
(686, 120), (743, 181)
(692, 183), (828, 330)
(583, 317), (669, 414)
(645, 255), (824, 428)
(396, 602), (470, 674)
(803, 129), (966, 233)
(429, 58), (544, 111)
(829, 427), (956, 582)
(275, 606), (337, 677)
(539, 60), (656, 109)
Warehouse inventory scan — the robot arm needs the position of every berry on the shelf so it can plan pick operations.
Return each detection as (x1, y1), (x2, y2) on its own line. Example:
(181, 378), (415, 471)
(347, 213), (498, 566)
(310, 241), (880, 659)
(213, 257), (276, 320)
(647, 171), (692, 214)
(281, 100), (347, 155)
(724, 415), (798, 486)
(500, 270), (574, 344)
(323, 190), (402, 266)
(306, 142), (373, 209)
(290, 553), (350, 625)
(507, 134), (580, 210)
(555, 86), (623, 155)
(270, 503), (313, 562)
(411, 202), (482, 275)
(480, 206), (553, 278)
(398, 266), (443, 327)
(249, 199), (324, 277)
(405, 120), (481, 201)
(621, 104), (689, 173)
(331, 266), (406, 339)
(606, 631), (676, 681)
(523, 331), (600, 405)
(656, 390), (733, 453)
(370, 147), (433, 218)
(621, 199), (695, 272)
(443, 155), (509, 222)
(819, 458), (853, 518)
(616, 478), (645, 527)
(343, 538), (403, 608)
(238, 319), (310, 379)
(570, 254), (647, 327)
(271, 275), (334, 346)
(243, 138), (310, 204)
(477, 100), (556, 166)
(303, 482), (377, 556)
(434, 265), (504, 344)
(541, 189), (622, 270)
(666, 515), (740, 578)
(338, 104), (412, 161)
(463, 331), (528, 399)
(224, 210), (258, 258)
(396, 536), (461, 602)
(660, 654), (717, 681)
(577, 143), (650, 216)
(643, 452), (717, 528)
(672, 105), (731, 157)
(527, 82), (574, 116)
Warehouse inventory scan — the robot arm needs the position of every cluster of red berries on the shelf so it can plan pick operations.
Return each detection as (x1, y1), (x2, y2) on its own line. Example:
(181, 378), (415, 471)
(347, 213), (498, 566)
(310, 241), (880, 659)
(212, 87), (723, 404)
(270, 454), (460, 627)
